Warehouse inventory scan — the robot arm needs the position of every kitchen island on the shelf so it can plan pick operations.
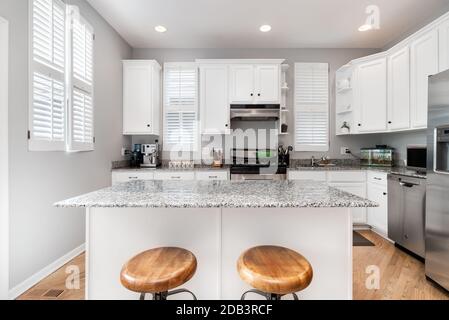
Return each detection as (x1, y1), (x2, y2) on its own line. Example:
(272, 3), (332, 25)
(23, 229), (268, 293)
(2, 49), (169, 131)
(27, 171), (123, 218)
(56, 180), (376, 300)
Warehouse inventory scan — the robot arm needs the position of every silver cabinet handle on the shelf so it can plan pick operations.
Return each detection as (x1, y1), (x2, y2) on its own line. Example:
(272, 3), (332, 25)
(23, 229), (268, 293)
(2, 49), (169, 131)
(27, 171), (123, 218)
(374, 177), (382, 181)
(171, 176), (181, 179)
(128, 177), (138, 179)
(209, 176), (218, 179)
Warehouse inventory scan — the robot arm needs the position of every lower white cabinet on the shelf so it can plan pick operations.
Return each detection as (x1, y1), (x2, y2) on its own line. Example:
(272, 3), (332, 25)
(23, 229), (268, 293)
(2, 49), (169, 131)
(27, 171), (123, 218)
(195, 171), (229, 181)
(329, 183), (367, 224)
(367, 173), (389, 236)
(287, 171), (327, 181)
(112, 171), (155, 186)
(154, 171), (196, 181)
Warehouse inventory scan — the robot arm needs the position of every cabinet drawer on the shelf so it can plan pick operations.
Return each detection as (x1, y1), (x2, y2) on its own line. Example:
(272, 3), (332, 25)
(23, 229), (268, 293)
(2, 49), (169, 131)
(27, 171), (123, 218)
(368, 171), (388, 186)
(112, 171), (154, 185)
(153, 171), (196, 181)
(328, 171), (366, 182)
(288, 171), (327, 181)
(195, 171), (229, 181)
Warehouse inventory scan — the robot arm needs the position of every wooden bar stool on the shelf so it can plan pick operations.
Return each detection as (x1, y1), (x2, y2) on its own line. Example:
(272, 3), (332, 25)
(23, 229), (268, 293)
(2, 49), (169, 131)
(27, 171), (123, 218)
(237, 246), (313, 300)
(120, 247), (197, 300)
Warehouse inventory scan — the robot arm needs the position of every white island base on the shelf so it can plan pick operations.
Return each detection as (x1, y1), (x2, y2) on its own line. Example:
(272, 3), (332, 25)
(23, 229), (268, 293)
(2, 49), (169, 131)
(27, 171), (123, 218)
(85, 207), (353, 300)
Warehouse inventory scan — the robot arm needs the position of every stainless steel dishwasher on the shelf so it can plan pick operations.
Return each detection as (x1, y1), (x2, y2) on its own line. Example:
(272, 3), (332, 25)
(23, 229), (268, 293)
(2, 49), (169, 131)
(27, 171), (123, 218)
(388, 174), (426, 258)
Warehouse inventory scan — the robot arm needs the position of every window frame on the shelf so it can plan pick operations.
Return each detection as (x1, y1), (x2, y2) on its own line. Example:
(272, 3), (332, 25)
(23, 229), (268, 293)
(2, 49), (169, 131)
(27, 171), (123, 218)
(294, 62), (330, 152)
(162, 62), (200, 153)
(28, 0), (95, 152)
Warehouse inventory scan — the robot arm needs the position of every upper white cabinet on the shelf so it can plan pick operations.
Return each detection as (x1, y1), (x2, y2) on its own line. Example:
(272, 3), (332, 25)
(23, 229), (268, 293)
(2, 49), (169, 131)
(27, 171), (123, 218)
(200, 65), (230, 134)
(123, 60), (161, 135)
(355, 57), (388, 133)
(439, 18), (449, 72)
(229, 64), (254, 104)
(388, 47), (411, 131)
(230, 64), (280, 104)
(337, 12), (449, 136)
(410, 29), (439, 129)
(254, 65), (281, 104)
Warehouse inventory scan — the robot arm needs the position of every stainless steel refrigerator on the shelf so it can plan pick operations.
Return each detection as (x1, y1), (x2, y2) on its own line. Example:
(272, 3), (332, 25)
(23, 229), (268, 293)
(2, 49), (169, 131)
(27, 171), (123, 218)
(426, 69), (449, 291)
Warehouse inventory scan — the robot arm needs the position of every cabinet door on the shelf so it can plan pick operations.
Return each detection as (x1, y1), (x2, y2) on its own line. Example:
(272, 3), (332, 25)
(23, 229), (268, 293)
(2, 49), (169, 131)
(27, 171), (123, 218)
(200, 65), (230, 134)
(410, 29), (439, 129)
(439, 18), (449, 72)
(388, 47), (411, 131)
(229, 65), (255, 104)
(355, 58), (388, 132)
(153, 171), (196, 181)
(123, 62), (153, 134)
(287, 171), (327, 181)
(367, 183), (388, 236)
(112, 171), (154, 186)
(330, 183), (367, 224)
(254, 65), (280, 104)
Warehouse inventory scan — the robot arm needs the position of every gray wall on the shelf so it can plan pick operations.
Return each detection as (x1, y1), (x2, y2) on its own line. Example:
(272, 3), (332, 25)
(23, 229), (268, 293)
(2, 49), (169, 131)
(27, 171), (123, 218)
(0, 0), (131, 290)
(133, 48), (382, 159)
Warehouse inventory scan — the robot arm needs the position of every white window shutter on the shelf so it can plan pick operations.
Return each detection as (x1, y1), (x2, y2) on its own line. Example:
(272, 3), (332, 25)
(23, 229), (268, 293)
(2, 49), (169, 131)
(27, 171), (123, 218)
(29, 0), (66, 151)
(163, 63), (198, 152)
(68, 7), (94, 152)
(294, 63), (329, 152)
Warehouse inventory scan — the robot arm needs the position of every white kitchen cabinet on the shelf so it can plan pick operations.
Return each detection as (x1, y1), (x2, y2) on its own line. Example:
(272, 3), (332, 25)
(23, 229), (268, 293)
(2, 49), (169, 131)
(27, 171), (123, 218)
(439, 18), (449, 72)
(328, 171), (366, 183)
(254, 65), (280, 104)
(410, 29), (439, 129)
(123, 60), (161, 135)
(195, 170), (229, 181)
(388, 47), (411, 131)
(367, 174), (389, 236)
(229, 64), (255, 104)
(355, 57), (388, 133)
(199, 65), (230, 134)
(112, 171), (154, 186)
(287, 171), (327, 181)
(229, 64), (280, 104)
(153, 171), (196, 181)
(329, 183), (367, 224)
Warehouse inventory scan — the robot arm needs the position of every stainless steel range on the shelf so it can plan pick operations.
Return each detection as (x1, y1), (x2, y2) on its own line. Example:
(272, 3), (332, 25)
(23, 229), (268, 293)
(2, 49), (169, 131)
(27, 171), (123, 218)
(230, 149), (287, 181)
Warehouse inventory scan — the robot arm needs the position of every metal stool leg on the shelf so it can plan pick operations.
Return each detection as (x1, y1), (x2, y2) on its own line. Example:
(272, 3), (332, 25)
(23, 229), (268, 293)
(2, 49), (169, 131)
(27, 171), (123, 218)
(168, 288), (197, 300)
(241, 289), (271, 300)
(291, 293), (299, 300)
(140, 293), (146, 300)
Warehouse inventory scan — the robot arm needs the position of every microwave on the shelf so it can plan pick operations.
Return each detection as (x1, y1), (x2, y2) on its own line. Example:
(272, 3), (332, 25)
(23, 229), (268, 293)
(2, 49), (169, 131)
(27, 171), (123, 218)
(360, 147), (395, 167)
(407, 145), (427, 172)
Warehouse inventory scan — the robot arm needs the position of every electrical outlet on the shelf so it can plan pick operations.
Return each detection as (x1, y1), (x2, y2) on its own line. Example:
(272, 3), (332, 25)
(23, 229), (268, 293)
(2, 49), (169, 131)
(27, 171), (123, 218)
(341, 147), (350, 155)
(121, 147), (127, 157)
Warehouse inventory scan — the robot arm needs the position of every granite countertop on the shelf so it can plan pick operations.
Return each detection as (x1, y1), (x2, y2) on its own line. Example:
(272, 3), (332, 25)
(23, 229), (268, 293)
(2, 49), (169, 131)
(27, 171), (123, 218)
(55, 180), (378, 209)
(287, 166), (426, 179)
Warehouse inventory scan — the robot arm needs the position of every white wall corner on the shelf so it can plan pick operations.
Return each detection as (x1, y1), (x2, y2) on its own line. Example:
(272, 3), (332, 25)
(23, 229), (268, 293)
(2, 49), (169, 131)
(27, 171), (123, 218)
(0, 15), (9, 301)
(8, 244), (85, 300)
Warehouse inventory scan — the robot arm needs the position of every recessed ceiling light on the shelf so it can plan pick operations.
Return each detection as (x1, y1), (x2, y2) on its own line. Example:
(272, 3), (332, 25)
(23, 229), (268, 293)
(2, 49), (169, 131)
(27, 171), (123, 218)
(155, 25), (167, 33)
(358, 24), (373, 32)
(260, 25), (272, 33)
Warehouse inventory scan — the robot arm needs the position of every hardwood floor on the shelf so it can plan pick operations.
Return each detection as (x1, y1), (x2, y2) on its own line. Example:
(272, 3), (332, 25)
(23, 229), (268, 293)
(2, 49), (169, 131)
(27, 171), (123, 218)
(354, 230), (449, 300)
(17, 254), (85, 300)
(17, 231), (449, 300)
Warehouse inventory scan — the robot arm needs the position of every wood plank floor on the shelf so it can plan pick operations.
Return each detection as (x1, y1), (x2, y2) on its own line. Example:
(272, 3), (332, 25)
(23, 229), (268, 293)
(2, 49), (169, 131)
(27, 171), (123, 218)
(18, 231), (449, 300)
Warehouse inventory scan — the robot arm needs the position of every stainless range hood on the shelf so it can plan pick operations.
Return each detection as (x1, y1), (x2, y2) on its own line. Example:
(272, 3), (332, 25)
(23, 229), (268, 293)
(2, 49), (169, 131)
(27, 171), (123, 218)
(230, 104), (280, 121)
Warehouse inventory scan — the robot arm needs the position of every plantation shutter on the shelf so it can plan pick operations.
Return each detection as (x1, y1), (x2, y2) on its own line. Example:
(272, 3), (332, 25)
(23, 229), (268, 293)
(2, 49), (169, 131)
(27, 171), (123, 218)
(68, 7), (94, 151)
(294, 63), (329, 152)
(163, 63), (198, 151)
(29, 0), (66, 151)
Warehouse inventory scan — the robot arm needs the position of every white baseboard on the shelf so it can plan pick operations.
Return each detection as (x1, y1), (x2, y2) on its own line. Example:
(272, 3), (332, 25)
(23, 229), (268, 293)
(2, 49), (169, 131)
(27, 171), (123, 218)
(8, 244), (85, 300)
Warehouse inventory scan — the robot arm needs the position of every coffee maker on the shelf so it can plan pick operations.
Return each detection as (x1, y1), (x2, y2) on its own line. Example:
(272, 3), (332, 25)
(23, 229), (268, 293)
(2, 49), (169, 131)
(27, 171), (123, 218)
(141, 141), (161, 168)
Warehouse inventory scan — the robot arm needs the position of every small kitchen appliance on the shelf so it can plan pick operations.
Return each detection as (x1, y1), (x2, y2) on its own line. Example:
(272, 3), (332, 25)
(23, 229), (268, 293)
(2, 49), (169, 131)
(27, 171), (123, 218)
(406, 145), (427, 173)
(141, 141), (161, 168)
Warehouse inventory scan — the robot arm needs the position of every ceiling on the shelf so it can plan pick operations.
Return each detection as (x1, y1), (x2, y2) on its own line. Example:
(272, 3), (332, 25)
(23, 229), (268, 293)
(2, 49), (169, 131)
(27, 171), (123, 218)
(87, 0), (449, 49)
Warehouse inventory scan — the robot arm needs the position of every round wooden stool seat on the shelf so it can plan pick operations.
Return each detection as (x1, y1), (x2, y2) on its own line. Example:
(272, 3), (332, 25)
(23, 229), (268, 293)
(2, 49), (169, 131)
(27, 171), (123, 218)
(120, 247), (197, 294)
(237, 246), (313, 295)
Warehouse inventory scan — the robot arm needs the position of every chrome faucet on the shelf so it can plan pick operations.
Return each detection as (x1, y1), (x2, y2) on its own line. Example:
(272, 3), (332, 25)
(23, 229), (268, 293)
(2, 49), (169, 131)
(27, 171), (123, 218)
(311, 156), (316, 167)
